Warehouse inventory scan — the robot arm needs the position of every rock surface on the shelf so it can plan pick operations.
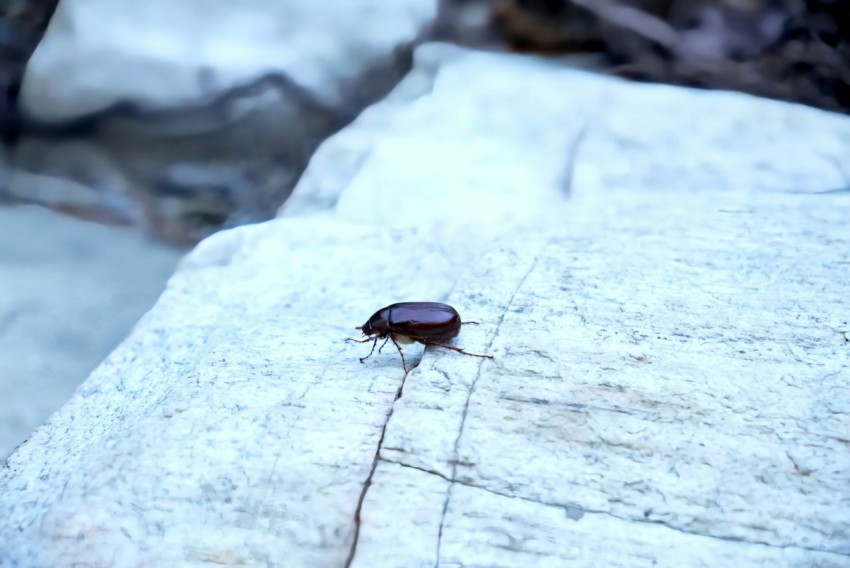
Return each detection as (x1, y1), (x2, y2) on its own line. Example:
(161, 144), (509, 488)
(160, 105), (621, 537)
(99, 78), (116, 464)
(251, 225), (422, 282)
(283, 43), (850, 221)
(2, 44), (849, 566)
(366, 190), (850, 565)
(0, 204), (183, 459)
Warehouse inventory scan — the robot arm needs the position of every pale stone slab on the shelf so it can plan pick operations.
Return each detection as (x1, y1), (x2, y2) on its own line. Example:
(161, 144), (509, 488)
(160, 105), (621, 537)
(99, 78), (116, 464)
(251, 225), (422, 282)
(282, 43), (850, 228)
(374, 191), (850, 562)
(439, 483), (849, 567)
(0, 218), (464, 566)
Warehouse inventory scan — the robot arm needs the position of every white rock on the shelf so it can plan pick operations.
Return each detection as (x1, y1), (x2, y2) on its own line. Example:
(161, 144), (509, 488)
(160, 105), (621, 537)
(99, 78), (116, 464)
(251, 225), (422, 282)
(21, 0), (437, 122)
(0, 217), (467, 566)
(3, 43), (850, 566)
(373, 190), (850, 562)
(284, 43), (850, 226)
(281, 44), (586, 234)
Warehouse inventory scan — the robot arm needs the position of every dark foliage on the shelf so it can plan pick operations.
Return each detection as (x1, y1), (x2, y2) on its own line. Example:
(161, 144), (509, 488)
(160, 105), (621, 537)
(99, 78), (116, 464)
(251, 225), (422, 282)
(491, 0), (850, 113)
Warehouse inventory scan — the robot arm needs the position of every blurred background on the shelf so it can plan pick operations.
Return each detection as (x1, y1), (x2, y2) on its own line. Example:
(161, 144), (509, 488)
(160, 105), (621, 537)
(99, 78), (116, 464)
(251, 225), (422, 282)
(0, 0), (847, 457)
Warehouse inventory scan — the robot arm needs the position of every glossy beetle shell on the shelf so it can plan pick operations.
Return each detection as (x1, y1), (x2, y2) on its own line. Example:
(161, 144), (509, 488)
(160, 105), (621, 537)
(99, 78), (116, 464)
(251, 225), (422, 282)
(349, 301), (492, 373)
(360, 302), (461, 340)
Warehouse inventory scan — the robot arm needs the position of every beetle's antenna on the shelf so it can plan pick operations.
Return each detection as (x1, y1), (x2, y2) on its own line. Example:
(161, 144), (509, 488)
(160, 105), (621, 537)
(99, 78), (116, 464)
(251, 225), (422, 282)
(355, 326), (363, 330)
(422, 340), (493, 360)
(346, 337), (371, 343)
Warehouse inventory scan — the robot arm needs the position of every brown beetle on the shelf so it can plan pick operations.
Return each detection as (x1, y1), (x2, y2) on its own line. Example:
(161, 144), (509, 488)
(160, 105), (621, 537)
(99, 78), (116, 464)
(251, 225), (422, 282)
(347, 302), (493, 373)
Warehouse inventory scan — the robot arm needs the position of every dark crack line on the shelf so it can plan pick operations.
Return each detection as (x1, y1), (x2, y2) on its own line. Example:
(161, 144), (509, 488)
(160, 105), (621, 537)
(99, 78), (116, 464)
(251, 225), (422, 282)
(384, 457), (847, 558)
(344, 374), (408, 568)
(434, 247), (545, 567)
(379, 457), (452, 483)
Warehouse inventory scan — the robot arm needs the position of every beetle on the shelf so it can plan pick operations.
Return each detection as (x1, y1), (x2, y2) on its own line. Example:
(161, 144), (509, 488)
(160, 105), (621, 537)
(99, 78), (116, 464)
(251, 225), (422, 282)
(347, 302), (493, 373)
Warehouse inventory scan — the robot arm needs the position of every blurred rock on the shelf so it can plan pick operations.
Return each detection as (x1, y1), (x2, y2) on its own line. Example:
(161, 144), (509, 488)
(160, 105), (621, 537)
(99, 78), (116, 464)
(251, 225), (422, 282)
(145, 164), (254, 244)
(0, 204), (183, 460)
(4, 0), (437, 243)
(434, 0), (501, 45)
(20, 0), (436, 122)
(284, 42), (850, 218)
(281, 44), (587, 236)
(2, 44), (848, 565)
(0, 0), (59, 144)
(7, 139), (135, 225)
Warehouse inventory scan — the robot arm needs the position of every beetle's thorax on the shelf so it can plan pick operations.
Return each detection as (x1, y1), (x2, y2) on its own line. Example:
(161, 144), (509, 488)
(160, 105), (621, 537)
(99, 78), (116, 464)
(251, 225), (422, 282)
(364, 307), (392, 335)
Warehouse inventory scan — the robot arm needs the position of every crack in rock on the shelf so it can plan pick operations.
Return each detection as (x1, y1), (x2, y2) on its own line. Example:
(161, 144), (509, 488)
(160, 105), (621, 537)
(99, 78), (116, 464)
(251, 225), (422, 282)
(383, 456), (847, 558)
(435, 247), (544, 567)
(344, 373), (408, 568)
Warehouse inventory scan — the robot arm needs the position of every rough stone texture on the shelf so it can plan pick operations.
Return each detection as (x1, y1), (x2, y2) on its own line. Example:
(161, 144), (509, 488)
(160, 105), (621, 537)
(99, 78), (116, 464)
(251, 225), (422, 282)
(370, 190), (850, 564)
(2, 44), (850, 566)
(0, 218), (464, 566)
(0, 204), (183, 459)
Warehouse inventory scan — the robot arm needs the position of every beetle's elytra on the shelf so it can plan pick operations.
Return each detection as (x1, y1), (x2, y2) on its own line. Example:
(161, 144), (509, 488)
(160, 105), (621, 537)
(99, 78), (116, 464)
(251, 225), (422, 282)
(347, 302), (493, 373)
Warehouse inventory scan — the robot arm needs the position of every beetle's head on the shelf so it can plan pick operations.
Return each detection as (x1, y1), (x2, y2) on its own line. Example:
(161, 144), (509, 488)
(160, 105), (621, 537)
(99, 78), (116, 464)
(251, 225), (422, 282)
(356, 321), (373, 336)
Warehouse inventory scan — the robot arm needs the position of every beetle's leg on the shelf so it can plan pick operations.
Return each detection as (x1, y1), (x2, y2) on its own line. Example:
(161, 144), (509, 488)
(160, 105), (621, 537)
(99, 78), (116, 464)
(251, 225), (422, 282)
(389, 334), (409, 373)
(461, 321), (480, 325)
(357, 336), (380, 364)
(421, 340), (493, 360)
(377, 336), (391, 354)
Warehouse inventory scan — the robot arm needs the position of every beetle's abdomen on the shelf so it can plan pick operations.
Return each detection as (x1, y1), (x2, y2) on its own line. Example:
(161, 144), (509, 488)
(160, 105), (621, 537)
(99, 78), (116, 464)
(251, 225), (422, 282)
(387, 302), (461, 340)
